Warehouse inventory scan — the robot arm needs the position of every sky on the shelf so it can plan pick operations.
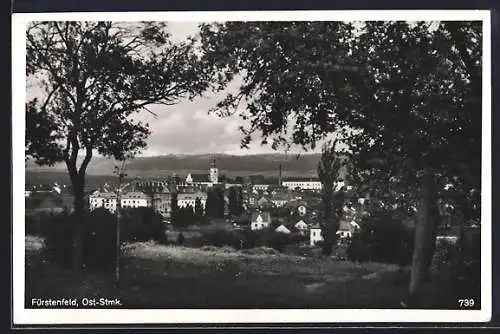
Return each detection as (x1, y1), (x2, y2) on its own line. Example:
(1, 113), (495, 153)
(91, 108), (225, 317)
(26, 21), (325, 157)
(133, 22), (324, 157)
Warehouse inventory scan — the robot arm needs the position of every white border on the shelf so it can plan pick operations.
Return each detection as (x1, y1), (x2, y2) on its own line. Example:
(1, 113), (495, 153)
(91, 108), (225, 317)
(12, 10), (492, 325)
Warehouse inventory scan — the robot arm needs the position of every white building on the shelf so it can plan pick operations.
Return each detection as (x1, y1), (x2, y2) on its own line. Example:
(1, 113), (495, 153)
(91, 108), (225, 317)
(177, 192), (207, 209)
(294, 220), (309, 233)
(250, 211), (271, 231)
(271, 193), (293, 208)
(282, 178), (322, 191)
(275, 224), (291, 234)
(310, 226), (323, 246)
(253, 184), (270, 192)
(282, 178), (348, 192)
(89, 192), (118, 213)
(121, 192), (150, 209)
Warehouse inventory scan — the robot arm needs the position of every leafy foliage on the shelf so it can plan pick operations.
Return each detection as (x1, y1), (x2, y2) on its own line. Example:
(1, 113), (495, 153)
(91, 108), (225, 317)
(317, 139), (347, 255)
(120, 207), (167, 244)
(228, 186), (244, 217)
(347, 210), (414, 265)
(205, 188), (225, 218)
(198, 21), (481, 296)
(40, 209), (116, 270)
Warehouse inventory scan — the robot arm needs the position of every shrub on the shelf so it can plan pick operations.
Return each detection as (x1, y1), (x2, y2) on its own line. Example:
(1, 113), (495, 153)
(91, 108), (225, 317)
(177, 232), (185, 245)
(26, 212), (52, 236)
(265, 232), (295, 253)
(120, 207), (167, 245)
(41, 208), (117, 271)
(40, 212), (74, 269)
(347, 211), (414, 265)
(201, 229), (243, 249)
(82, 208), (117, 270)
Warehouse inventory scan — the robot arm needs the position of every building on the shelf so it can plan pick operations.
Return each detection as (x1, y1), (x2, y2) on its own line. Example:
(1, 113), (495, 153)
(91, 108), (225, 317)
(177, 192), (207, 209)
(253, 184), (271, 192)
(121, 192), (150, 209)
(275, 224), (291, 234)
(282, 177), (323, 191)
(183, 156), (222, 189)
(209, 156), (219, 185)
(250, 211), (272, 231)
(185, 173), (213, 188)
(282, 177), (347, 192)
(151, 192), (172, 218)
(294, 220), (309, 235)
(257, 196), (272, 207)
(310, 224), (323, 246)
(89, 191), (118, 213)
(271, 192), (293, 208)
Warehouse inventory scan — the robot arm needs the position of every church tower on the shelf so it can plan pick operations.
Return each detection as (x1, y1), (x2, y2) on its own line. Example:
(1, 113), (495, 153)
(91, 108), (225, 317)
(209, 156), (219, 185)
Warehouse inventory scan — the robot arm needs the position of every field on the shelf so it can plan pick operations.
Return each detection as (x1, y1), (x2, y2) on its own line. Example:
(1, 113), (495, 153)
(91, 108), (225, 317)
(24, 236), (466, 309)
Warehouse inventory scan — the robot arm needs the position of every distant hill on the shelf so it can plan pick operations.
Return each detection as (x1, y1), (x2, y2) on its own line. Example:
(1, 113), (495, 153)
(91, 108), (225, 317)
(25, 153), (328, 178)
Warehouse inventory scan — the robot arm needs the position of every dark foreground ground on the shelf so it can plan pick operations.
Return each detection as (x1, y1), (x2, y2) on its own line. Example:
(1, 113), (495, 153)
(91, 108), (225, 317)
(25, 237), (476, 310)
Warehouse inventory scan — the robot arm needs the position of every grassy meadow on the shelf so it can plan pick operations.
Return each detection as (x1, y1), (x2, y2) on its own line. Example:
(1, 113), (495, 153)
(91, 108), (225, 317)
(24, 235), (466, 310)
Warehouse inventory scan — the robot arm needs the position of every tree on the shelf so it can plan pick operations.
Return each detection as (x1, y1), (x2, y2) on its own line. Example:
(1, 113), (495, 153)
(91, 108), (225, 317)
(170, 192), (179, 223)
(228, 186), (243, 217)
(346, 21), (481, 305)
(198, 21), (481, 304)
(317, 139), (346, 255)
(194, 197), (204, 222)
(26, 22), (209, 272)
(205, 187), (225, 219)
(205, 188), (216, 218)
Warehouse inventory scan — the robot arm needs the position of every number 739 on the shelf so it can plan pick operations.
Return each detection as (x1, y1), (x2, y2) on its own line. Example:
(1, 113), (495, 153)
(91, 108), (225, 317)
(458, 299), (475, 307)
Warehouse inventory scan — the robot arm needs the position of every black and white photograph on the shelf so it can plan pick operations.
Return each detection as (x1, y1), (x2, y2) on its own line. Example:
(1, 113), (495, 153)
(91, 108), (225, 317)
(12, 10), (491, 325)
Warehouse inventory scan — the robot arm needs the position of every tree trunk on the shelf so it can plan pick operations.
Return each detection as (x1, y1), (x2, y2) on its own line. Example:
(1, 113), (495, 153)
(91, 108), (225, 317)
(322, 216), (340, 256)
(408, 167), (439, 306)
(70, 175), (86, 274)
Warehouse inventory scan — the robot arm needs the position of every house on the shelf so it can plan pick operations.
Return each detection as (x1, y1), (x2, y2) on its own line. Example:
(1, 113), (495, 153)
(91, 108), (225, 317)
(89, 192), (118, 213)
(275, 224), (291, 234)
(253, 184), (271, 192)
(121, 192), (150, 209)
(286, 200), (308, 216)
(336, 219), (360, 239)
(270, 192), (293, 208)
(310, 224), (323, 246)
(257, 196), (273, 208)
(233, 213), (251, 230)
(282, 177), (323, 191)
(177, 192), (207, 209)
(250, 211), (272, 231)
(294, 220), (309, 235)
(185, 173), (213, 188)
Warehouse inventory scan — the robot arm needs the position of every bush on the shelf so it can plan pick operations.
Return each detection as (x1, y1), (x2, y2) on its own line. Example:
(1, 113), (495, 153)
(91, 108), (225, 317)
(120, 207), (167, 245)
(201, 229), (243, 249)
(177, 232), (185, 245)
(41, 209), (117, 271)
(40, 207), (169, 271)
(347, 212), (414, 265)
(82, 208), (117, 270)
(265, 232), (291, 252)
(41, 212), (74, 269)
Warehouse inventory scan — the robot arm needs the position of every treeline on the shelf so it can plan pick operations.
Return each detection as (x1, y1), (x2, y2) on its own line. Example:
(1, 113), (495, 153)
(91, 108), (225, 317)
(26, 207), (168, 270)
